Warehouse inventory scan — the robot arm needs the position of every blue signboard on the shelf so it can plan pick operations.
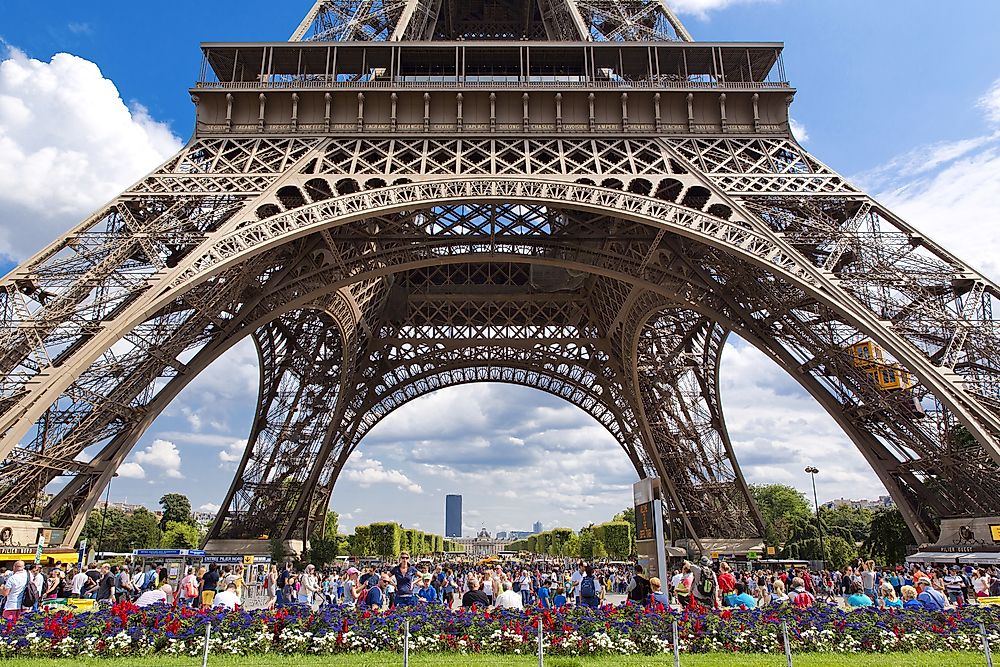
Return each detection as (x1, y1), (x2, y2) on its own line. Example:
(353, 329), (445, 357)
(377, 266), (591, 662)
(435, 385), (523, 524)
(133, 549), (206, 557)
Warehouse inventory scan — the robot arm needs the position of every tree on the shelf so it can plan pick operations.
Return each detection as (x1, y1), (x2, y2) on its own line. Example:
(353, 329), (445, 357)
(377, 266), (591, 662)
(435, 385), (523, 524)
(80, 506), (128, 553)
(595, 521), (632, 558)
(124, 508), (162, 550)
(824, 535), (858, 570)
(864, 508), (915, 565)
(159, 493), (194, 531)
(370, 522), (401, 559)
(160, 520), (201, 548)
(820, 505), (873, 544)
(550, 528), (574, 557)
(750, 484), (812, 547)
(269, 535), (287, 565)
(308, 537), (339, 565)
(564, 533), (581, 558)
(613, 508), (637, 555)
(349, 525), (372, 558)
(323, 511), (340, 541)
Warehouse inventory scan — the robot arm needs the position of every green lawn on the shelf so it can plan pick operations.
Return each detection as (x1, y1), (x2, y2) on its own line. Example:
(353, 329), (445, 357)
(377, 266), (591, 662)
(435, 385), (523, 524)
(0, 654), (986, 667)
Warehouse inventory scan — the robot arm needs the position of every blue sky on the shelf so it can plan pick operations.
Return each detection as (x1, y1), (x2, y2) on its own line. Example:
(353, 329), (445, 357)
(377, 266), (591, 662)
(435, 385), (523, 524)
(2, 0), (1000, 536)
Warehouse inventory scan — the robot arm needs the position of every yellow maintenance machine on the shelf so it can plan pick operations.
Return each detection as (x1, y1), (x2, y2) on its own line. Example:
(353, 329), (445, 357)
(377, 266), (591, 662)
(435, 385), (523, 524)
(847, 341), (915, 391)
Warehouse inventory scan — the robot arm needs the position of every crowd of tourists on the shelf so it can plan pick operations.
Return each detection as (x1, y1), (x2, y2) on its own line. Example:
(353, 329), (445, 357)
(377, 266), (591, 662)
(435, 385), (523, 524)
(255, 552), (1000, 613)
(0, 559), (248, 622)
(2, 552), (998, 621)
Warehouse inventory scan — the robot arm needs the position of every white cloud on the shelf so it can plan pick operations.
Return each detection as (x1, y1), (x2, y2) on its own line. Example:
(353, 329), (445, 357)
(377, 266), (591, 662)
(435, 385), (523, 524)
(854, 76), (1000, 281)
(978, 77), (1000, 125)
(116, 462), (146, 479)
(0, 48), (182, 260)
(789, 117), (809, 144)
(671, 0), (775, 19)
(342, 452), (423, 494)
(719, 340), (884, 503)
(133, 439), (183, 478)
(199, 502), (221, 513)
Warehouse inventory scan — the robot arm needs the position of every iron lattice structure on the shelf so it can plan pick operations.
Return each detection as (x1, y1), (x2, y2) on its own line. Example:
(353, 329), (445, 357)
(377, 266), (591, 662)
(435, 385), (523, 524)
(1, 0), (1000, 552)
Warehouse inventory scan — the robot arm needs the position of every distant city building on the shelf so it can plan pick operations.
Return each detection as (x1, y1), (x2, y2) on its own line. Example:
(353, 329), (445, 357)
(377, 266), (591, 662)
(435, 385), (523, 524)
(445, 494), (462, 537)
(495, 531), (508, 540)
(532, 521), (543, 534)
(508, 530), (533, 539)
(454, 527), (510, 557)
(822, 496), (895, 511)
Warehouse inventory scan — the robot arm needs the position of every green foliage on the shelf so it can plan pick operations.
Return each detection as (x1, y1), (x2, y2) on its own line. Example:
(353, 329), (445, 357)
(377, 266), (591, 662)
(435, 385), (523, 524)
(863, 508), (916, 564)
(525, 535), (537, 553)
(81, 506), (164, 552)
(578, 527), (606, 559)
(594, 521), (632, 558)
(324, 511), (341, 542)
(269, 535), (287, 564)
(348, 525), (372, 558)
(369, 522), (402, 559)
(160, 520), (201, 549)
(123, 508), (162, 550)
(307, 536), (339, 566)
(750, 484), (812, 547)
(563, 533), (581, 558)
(820, 505), (873, 543)
(158, 493), (194, 531)
(824, 535), (858, 570)
(81, 506), (127, 552)
(613, 508), (637, 554)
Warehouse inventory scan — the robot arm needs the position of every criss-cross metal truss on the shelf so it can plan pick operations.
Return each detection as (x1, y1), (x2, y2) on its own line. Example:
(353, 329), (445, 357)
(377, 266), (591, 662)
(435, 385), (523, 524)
(1, 0), (998, 552)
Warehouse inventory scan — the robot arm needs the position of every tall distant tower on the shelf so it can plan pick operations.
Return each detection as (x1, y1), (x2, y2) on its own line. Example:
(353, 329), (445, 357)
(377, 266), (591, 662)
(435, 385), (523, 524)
(533, 521), (543, 534)
(445, 495), (462, 538)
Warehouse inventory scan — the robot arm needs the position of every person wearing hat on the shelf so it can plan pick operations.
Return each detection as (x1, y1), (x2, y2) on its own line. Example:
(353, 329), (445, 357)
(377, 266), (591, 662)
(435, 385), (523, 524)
(689, 556), (720, 609)
(343, 567), (360, 607)
(416, 573), (438, 603)
(915, 575), (946, 611)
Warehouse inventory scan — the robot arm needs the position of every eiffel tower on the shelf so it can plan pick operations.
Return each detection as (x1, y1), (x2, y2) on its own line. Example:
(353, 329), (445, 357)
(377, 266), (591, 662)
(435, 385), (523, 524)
(2, 0), (999, 554)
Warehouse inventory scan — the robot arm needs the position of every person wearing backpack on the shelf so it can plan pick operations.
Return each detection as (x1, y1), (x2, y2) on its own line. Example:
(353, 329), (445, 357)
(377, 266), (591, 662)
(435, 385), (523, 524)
(276, 563), (290, 607)
(626, 563), (651, 605)
(690, 556), (719, 609)
(115, 564), (136, 601)
(578, 565), (602, 609)
(788, 577), (816, 608)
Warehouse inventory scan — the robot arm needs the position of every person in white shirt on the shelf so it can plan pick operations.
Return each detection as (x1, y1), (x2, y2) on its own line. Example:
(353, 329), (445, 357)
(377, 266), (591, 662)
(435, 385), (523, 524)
(570, 562), (586, 604)
(0, 561), (30, 621)
(495, 581), (523, 609)
(212, 582), (241, 611)
(136, 584), (173, 608)
(299, 564), (319, 605)
(71, 568), (90, 598)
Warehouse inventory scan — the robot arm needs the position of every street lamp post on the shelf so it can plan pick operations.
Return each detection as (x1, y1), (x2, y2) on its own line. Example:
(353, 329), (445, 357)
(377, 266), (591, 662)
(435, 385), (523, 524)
(804, 466), (825, 567)
(96, 473), (119, 559)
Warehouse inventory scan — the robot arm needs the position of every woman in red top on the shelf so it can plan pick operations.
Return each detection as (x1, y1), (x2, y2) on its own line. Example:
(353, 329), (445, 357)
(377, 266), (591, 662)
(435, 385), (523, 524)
(717, 562), (737, 596)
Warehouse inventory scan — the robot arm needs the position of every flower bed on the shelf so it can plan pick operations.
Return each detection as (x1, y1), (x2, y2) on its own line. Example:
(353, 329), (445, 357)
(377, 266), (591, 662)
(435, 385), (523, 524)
(1, 602), (998, 659)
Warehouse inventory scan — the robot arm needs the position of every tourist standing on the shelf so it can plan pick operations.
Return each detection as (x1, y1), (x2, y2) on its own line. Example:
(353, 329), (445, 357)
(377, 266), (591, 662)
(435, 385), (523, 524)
(0, 561), (29, 622)
(578, 565), (602, 609)
(202, 563), (221, 607)
(690, 557), (719, 609)
(390, 551), (417, 607)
